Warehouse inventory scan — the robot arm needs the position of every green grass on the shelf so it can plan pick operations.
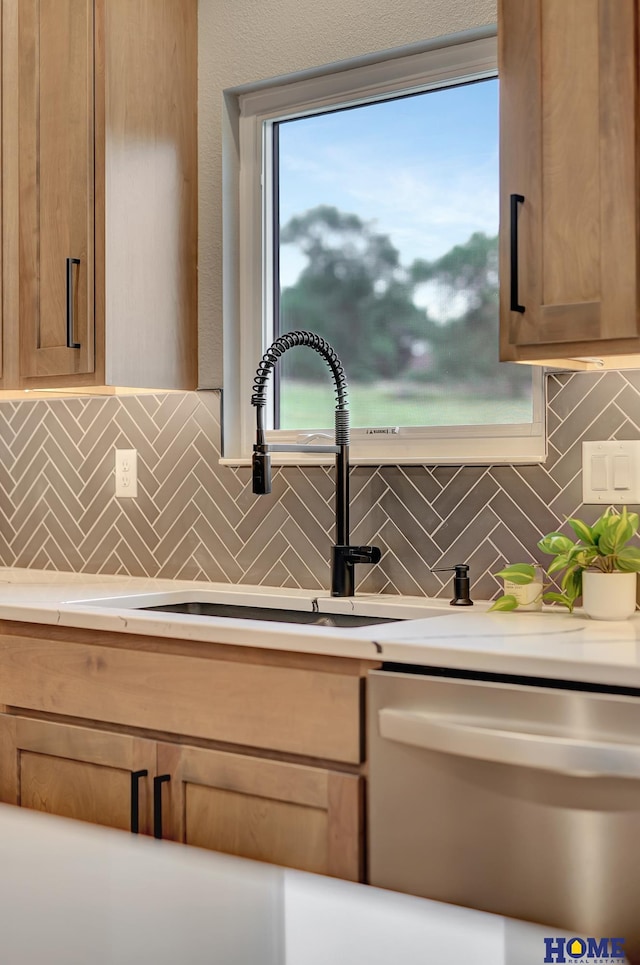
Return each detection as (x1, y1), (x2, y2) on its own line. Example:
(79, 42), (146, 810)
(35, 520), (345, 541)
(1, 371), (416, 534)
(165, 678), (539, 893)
(280, 381), (533, 429)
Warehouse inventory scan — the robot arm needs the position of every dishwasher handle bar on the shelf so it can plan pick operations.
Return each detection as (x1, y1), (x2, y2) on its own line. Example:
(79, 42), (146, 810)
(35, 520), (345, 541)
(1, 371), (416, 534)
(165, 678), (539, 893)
(379, 707), (640, 779)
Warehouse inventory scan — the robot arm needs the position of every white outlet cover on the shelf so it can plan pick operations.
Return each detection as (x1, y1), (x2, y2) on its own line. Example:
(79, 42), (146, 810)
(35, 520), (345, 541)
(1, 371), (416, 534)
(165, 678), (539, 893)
(115, 449), (138, 498)
(582, 440), (640, 504)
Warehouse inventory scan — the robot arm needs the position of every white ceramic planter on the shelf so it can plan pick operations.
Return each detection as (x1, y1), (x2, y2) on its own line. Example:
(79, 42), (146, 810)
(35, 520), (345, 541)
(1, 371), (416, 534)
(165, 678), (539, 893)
(581, 570), (638, 621)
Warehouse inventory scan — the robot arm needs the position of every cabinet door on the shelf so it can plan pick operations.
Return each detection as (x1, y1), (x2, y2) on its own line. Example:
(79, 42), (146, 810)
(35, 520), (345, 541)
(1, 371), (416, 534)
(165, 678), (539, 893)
(0, 715), (155, 834)
(18, 0), (95, 380)
(157, 743), (364, 881)
(499, 0), (640, 361)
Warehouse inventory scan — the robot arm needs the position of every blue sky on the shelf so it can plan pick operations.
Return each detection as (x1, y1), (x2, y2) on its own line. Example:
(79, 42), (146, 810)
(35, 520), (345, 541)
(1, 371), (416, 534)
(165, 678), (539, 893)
(277, 77), (499, 294)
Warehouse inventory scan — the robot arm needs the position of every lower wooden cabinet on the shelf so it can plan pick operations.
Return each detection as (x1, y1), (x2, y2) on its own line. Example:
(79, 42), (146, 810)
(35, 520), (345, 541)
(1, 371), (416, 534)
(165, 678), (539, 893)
(0, 714), (364, 881)
(157, 743), (362, 880)
(0, 716), (156, 834)
(0, 623), (375, 881)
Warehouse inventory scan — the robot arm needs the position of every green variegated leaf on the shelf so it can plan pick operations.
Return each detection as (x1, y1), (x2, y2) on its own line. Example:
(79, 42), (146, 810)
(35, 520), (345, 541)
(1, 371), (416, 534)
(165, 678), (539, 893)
(598, 515), (621, 555)
(561, 566), (582, 602)
(599, 520), (633, 555)
(616, 546), (640, 573)
(590, 513), (609, 542)
(546, 554), (570, 575)
(488, 595), (519, 611)
(628, 512), (639, 536)
(494, 563), (536, 585)
(567, 518), (595, 545)
(573, 546), (598, 568)
(542, 591), (574, 611)
(537, 533), (575, 556)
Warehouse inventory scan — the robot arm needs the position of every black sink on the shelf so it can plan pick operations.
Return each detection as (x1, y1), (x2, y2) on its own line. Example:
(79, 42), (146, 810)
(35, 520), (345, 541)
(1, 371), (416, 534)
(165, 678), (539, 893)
(140, 601), (400, 628)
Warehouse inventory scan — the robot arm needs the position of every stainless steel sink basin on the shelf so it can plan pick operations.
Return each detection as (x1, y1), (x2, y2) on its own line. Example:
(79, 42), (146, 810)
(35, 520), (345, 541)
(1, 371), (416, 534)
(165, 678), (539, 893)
(139, 601), (401, 628)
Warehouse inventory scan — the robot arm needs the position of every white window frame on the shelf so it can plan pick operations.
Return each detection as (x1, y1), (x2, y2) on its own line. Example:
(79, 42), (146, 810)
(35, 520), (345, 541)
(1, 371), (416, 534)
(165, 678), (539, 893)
(221, 31), (546, 466)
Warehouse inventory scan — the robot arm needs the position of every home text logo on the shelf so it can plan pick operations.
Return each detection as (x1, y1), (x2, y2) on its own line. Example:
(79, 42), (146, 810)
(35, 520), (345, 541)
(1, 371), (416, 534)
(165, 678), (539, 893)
(543, 937), (626, 964)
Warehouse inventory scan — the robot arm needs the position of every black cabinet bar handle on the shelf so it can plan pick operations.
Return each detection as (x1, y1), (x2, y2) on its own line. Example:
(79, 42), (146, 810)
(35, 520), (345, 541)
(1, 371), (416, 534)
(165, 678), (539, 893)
(153, 774), (171, 839)
(130, 769), (148, 834)
(66, 257), (81, 348)
(510, 194), (525, 313)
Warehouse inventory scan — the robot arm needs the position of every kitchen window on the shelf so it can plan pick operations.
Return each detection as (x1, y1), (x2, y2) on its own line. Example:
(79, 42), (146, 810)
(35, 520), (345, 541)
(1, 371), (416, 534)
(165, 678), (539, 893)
(223, 32), (545, 465)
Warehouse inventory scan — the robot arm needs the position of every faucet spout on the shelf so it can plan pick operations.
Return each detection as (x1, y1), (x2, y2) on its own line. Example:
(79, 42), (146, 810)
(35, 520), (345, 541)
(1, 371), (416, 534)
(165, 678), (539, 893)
(250, 331), (380, 597)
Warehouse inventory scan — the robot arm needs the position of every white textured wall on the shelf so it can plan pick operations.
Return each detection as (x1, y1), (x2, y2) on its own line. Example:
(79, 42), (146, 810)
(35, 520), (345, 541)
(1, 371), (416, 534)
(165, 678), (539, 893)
(197, 0), (497, 387)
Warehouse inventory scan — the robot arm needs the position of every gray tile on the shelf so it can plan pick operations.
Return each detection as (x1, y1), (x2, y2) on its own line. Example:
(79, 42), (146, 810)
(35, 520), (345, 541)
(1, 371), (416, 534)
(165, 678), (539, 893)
(432, 466), (490, 519)
(350, 471), (388, 530)
(551, 386), (623, 454)
(152, 444), (202, 509)
(614, 418), (640, 440)
(114, 513), (159, 575)
(192, 486), (244, 555)
(158, 528), (202, 580)
(285, 467), (334, 532)
(379, 489), (441, 563)
(379, 467), (442, 533)
(241, 532), (290, 587)
(173, 557), (207, 582)
(489, 522), (538, 568)
(489, 491), (548, 548)
(262, 558), (297, 588)
(377, 522), (435, 596)
(435, 504), (500, 569)
(510, 464), (561, 504)
(190, 539), (235, 584)
(14, 524), (52, 568)
(378, 520), (442, 596)
(490, 467), (560, 535)
(191, 514), (244, 582)
(547, 371), (607, 419)
(192, 462), (244, 527)
(431, 477), (499, 551)
(154, 474), (201, 539)
(154, 501), (200, 564)
(235, 502), (290, 570)
(235, 473), (289, 542)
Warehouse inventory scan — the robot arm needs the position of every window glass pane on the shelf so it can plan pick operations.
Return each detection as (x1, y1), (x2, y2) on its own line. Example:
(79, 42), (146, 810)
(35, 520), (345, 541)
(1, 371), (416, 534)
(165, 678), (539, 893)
(275, 77), (532, 430)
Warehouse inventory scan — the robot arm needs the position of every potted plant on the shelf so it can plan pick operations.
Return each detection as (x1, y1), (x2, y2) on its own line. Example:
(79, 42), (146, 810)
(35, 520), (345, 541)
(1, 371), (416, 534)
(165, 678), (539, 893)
(490, 506), (640, 620)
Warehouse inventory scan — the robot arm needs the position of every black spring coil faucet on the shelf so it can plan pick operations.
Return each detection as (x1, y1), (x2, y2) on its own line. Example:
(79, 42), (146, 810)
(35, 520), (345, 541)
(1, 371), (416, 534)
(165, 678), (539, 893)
(251, 331), (381, 597)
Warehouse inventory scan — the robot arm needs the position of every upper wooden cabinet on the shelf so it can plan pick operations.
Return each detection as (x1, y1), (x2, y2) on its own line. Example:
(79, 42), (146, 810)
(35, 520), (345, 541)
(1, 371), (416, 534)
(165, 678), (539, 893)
(499, 0), (640, 370)
(1, 0), (197, 391)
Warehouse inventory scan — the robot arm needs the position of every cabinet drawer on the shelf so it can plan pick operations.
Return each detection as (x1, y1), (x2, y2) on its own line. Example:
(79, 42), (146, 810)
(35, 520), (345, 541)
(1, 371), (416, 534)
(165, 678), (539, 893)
(0, 633), (364, 763)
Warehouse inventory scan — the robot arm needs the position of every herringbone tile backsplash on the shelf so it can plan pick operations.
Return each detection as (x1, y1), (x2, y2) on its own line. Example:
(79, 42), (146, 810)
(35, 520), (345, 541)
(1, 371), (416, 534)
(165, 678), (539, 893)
(0, 371), (639, 600)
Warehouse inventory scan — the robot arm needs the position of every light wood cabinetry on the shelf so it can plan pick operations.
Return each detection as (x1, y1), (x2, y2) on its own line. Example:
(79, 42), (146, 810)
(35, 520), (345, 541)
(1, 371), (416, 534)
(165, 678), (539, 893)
(158, 743), (363, 879)
(0, 716), (156, 834)
(0, 621), (376, 880)
(499, 0), (640, 370)
(1, 0), (197, 391)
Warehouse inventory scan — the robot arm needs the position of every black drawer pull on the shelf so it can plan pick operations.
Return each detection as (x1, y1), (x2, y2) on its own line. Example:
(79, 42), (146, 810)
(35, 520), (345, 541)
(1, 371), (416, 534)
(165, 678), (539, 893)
(510, 194), (525, 313)
(153, 774), (171, 839)
(130, 769), (148, 834)
(66, 257), (81, 348)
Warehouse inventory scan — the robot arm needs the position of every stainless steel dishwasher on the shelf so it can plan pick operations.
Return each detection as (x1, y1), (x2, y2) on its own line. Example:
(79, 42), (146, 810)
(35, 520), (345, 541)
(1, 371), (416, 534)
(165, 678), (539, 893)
(368, 666), (640, 961)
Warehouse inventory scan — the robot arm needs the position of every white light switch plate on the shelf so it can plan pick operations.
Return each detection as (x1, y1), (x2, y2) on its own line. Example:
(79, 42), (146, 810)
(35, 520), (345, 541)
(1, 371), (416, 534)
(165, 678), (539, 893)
(582, 441), (640, 504)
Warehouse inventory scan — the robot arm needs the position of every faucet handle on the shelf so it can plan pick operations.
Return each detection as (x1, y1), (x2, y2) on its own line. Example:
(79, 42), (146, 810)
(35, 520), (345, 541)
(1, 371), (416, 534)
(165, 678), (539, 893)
(343, 545), (382, 564)
(331, 544), (382, 597)
(430, 563), (473, 607)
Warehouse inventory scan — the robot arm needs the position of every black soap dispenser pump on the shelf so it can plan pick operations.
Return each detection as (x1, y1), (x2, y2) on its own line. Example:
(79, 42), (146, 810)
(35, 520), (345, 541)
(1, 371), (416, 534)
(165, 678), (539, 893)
(451, 563), (473, 606)
(431, 563), (474, 606)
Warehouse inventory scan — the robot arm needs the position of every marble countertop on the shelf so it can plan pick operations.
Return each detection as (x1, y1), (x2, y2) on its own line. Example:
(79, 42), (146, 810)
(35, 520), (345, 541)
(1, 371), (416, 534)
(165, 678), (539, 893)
(0, 567), (639, 687)
(0, 804), (574, 965)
